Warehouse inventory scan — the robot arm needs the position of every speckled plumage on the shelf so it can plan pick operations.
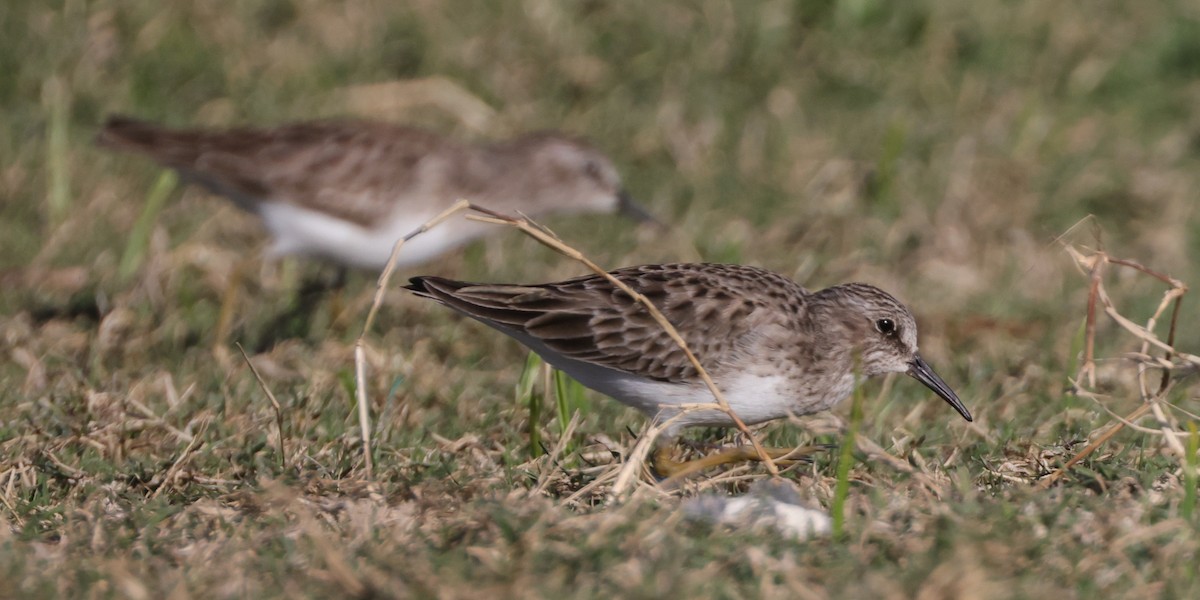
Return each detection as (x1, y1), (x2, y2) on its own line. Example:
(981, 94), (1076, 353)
(406, 263), (973, 436)
(97, 116), (649, 270)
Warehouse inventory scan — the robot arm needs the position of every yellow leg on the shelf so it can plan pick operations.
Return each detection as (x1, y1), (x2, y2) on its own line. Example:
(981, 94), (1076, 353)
(292, 265), (351, 337)
(212, 258), (249, 365)
(324, 266), (351, 330)
(652, 444), (825, 481)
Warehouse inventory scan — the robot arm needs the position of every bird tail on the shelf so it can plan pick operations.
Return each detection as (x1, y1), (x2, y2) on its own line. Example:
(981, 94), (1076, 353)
(404, 276), (472, 301)
(95, 115), (206, 166)
(96, 115), (275, 207)
(404, 276), (547, 329)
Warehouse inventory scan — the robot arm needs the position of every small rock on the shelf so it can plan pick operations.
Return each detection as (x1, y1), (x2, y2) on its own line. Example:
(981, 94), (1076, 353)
(681, 479), (831, 540)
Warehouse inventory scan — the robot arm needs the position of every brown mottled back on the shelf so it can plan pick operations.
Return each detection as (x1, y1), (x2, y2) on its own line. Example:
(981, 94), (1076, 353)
(97, 116), (460, 226)
(406, 263), (810, 382)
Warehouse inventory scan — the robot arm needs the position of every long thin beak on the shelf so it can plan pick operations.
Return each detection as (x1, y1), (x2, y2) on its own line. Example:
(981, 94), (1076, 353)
(906, 354), (973, 422)
(616, 189), (666, 228)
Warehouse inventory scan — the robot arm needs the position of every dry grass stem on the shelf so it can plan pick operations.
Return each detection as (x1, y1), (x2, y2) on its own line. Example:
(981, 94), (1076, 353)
(1040, 402), (1154, 488)
(148, 418), (211, 500)
(610, 413), (686, 499)
(213, 260), (247, 362)
(123, 396), (193, 443)
(533, 411), (583, 495)
(1046, 244), (1196, 486)
(237, 343), (288, 470)
(0, 488), (22, 528)
(1081, 387), (1198, 438)
(352, 199), (479, 477)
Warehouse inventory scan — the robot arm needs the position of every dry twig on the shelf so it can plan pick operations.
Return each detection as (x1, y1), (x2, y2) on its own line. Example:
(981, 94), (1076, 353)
(237, 343), (288, 471)
(1043, 245), (1193, 487)
(353, 199), (479, 477)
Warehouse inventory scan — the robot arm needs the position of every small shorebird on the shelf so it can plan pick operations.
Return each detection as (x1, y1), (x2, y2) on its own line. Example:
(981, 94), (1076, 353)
(406, 263), (973, 476)
(97, 116), (655, 271)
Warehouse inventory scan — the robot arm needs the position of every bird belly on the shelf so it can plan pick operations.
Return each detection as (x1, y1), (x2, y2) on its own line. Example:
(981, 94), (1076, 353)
(488, 323), (800, 429)
(445, 310), (856, 435)
(590, 369), (856, 432)
(258, 203), (478, 271)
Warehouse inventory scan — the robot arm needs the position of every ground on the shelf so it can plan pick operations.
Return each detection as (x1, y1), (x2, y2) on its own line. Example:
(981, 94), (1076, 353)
(2, 1), (1200, 598)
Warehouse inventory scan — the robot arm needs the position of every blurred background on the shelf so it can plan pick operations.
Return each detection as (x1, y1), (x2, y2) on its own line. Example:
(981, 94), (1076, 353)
(2, 0), (1200, 596)
(5, 1), (1199, 339)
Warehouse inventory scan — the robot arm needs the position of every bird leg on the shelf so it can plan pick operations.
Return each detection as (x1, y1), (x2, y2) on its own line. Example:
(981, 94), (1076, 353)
(212, 257), (250, 364)
(251, 264), (350, 348)
(314, 265), (350, 326)
(651, 443), (826, 481)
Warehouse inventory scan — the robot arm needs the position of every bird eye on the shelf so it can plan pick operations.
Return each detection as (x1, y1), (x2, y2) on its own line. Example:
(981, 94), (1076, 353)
(875, 318), (896, 335)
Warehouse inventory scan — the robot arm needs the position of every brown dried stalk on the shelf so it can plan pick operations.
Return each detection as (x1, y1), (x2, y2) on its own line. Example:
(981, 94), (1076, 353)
(1044, 246), (1192, 487)
(353, 199), (479, 477)
(237, 343), (287, 471)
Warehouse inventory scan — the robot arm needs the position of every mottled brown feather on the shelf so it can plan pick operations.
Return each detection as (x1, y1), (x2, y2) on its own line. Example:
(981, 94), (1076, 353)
(98, 116), (459, 226)
(407, 264), (975, 429)
(406, 263), (810, 383)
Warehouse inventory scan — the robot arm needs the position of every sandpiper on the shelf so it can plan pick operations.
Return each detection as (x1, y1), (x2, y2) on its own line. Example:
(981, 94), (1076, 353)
(97, 116), (655, 271)
(405, 263), (972, 476)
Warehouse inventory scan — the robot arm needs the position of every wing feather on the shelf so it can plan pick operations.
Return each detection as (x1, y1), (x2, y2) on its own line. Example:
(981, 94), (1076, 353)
(98, 116), (456, 226)
(406, 264), (808, 383)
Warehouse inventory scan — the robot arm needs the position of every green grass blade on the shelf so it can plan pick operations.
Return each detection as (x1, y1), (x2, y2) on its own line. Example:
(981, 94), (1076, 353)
(1066, 318), (1087, 382)
(43, 76), (71, 226)
(517, 351), (544, 458)
(119, 170), (178, 281)
(552, 368), (585, 457)
(832, 366), (864, 538)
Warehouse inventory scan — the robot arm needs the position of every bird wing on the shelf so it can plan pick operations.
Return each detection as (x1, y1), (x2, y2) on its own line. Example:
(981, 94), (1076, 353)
(98, 116), (455, 226)
(406, 264), (806, 383)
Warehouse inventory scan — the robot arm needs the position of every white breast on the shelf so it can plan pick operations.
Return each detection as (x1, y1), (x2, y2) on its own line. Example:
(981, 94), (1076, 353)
(561, 359), (860, 433)
(258, 202), (485, 271)
(475, 322), (828, 434)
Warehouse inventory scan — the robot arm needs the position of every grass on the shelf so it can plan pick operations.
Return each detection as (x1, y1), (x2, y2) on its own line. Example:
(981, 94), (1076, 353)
(1186, 424), (1198, 523)
(830, 362), (864, 539)
(3, 0), (1200, 597)
(117, 170), (177, 282)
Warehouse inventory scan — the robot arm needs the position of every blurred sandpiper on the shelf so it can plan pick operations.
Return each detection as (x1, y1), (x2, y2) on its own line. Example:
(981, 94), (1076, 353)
(405, 263), (972, 476)
(97, 116), (656, 271)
